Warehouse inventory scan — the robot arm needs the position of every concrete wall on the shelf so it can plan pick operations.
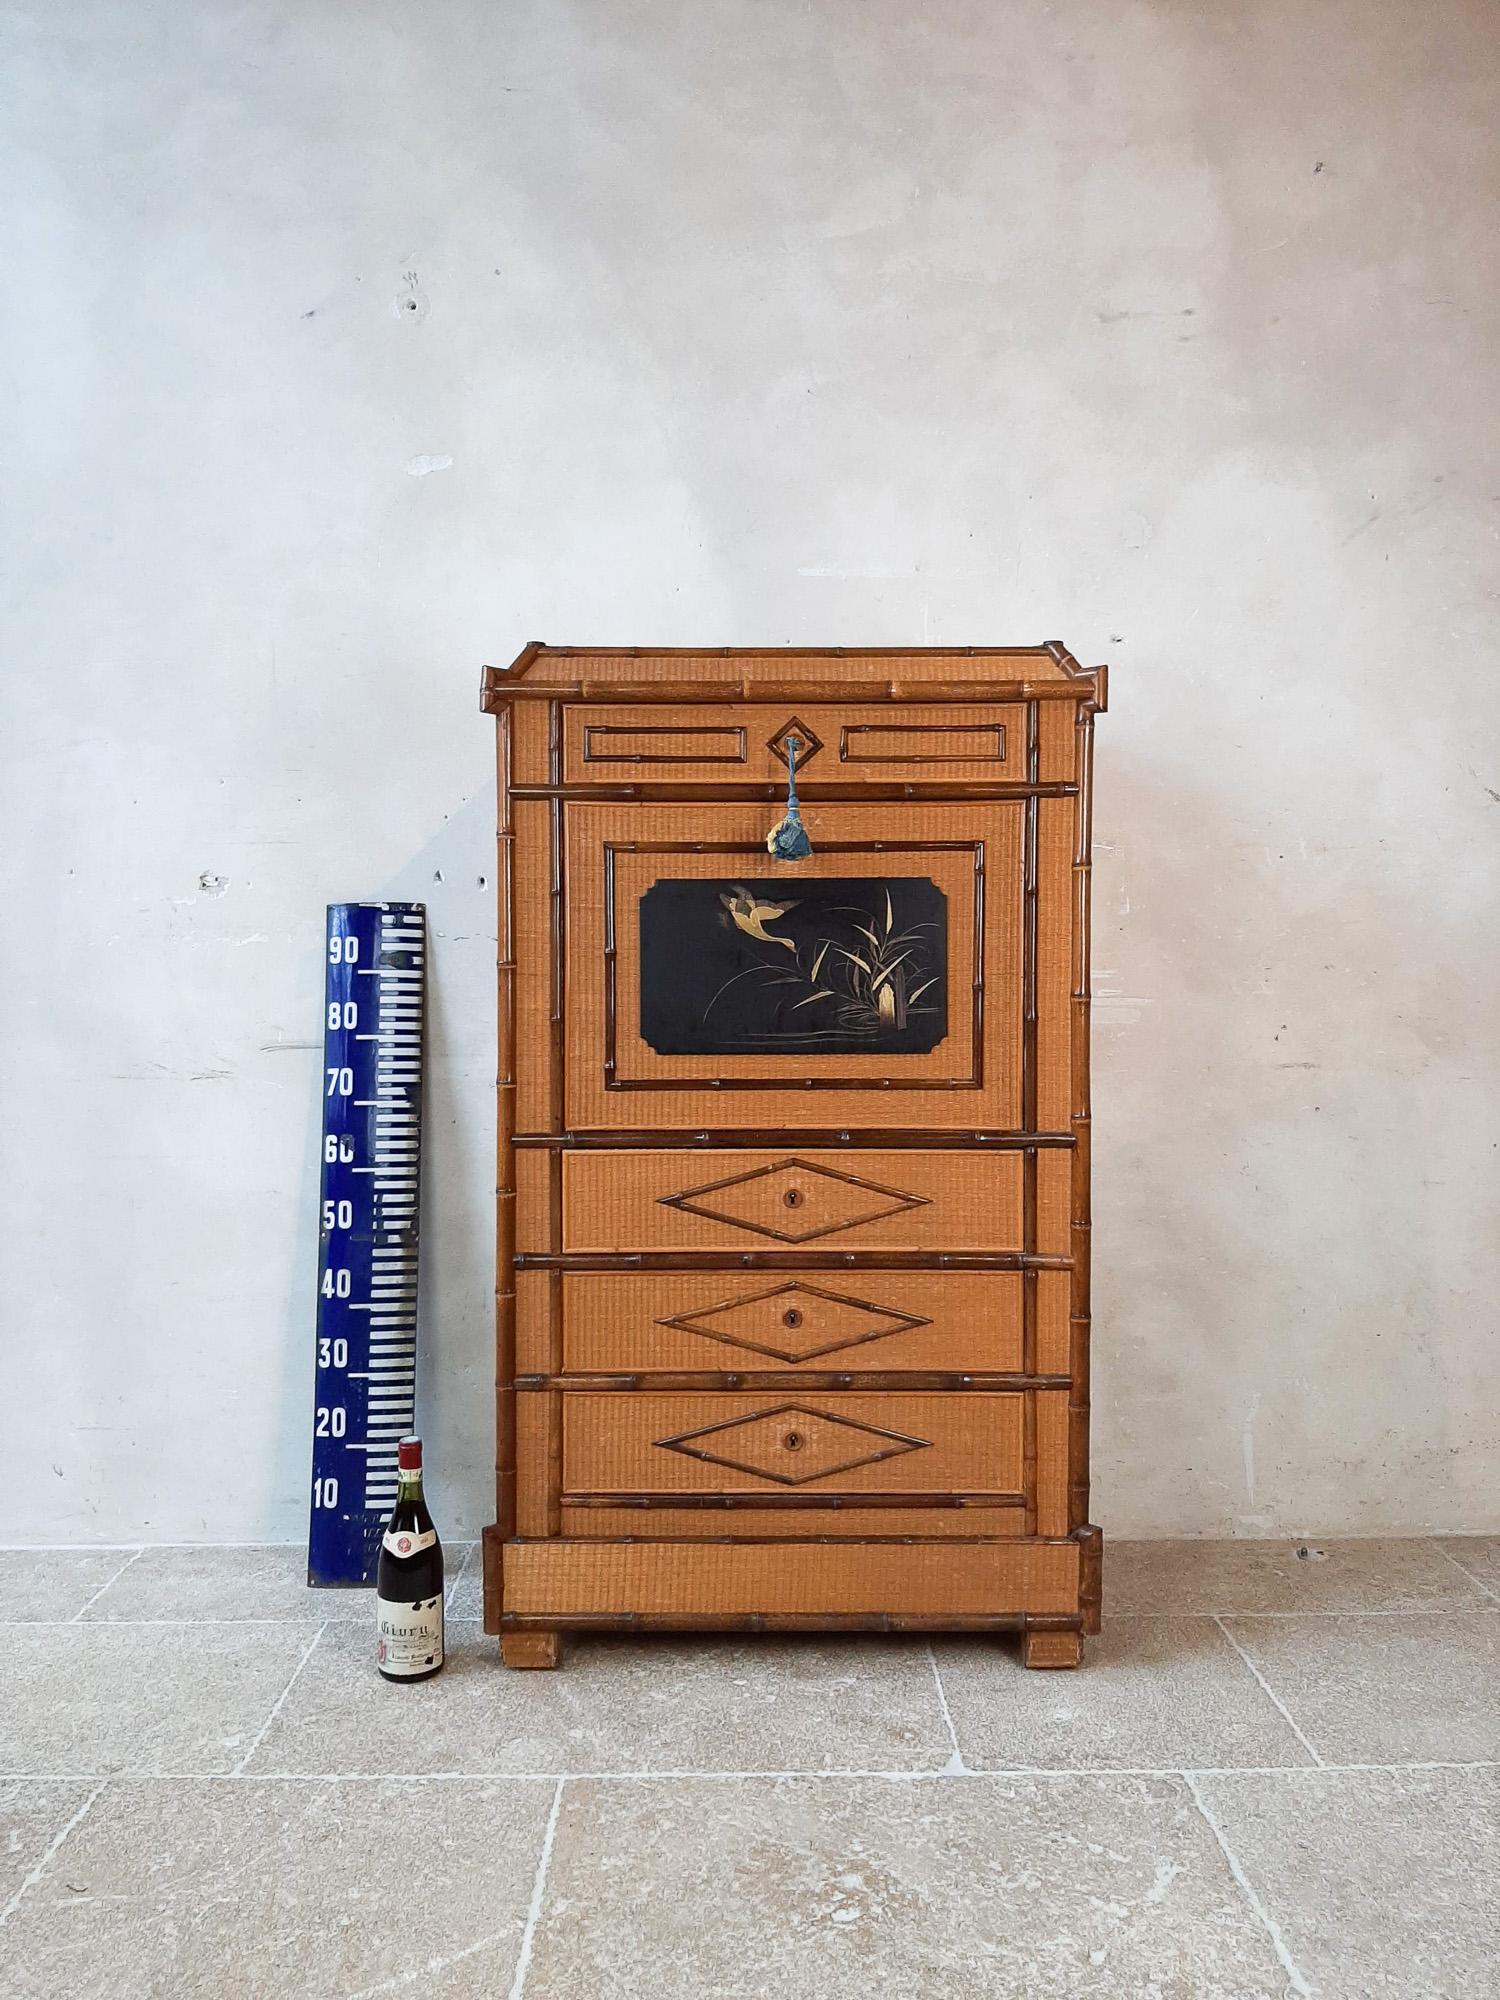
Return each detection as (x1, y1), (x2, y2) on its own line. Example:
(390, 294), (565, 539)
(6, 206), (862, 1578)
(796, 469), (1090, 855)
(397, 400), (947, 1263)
(4, 0), (1497, 1543)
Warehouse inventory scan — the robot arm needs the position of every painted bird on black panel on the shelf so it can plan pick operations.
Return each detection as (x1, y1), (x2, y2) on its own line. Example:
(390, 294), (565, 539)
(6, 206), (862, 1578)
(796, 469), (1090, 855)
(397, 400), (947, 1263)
(720, 888), (798, 951)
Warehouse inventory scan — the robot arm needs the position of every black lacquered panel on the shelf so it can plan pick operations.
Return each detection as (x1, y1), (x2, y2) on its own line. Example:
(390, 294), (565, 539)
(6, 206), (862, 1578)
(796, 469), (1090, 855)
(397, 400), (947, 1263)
(639, 877), (948, 1057)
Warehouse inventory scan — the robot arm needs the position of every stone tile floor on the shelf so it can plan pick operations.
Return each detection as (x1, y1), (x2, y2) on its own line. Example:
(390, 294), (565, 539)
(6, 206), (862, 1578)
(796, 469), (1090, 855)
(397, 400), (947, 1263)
(0, 1537), (1495, 1997)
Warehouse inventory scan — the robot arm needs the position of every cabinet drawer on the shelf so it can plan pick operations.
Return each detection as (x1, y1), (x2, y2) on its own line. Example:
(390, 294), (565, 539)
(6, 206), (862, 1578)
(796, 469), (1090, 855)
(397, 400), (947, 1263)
(517, 1268), (1074, 1379)
(560, 1150), (1024, 1254)
(563, 704), (1035, 785)
(556, 1391), (1024, 1501)
(538, 1270), (1026, 1375)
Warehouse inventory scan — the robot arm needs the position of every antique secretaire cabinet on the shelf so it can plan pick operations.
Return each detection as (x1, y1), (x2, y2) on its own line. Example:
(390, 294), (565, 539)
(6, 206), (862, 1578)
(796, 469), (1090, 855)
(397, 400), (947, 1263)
(480, 643), (1105, 1669)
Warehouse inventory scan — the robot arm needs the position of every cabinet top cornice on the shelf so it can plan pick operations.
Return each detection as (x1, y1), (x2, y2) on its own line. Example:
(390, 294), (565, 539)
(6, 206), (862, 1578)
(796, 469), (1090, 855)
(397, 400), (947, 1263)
(480, 641), (1106, 713)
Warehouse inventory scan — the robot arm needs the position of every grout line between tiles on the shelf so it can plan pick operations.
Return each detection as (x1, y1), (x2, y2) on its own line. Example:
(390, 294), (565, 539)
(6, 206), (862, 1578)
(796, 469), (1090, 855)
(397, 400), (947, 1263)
(1436, 1542), (1500, 1605)
(1117, 1605), (1500, 1619)
(445, 1542), (478, 1614)
(0, 1779), (107, 1928)
(1185, 1772), (1311, 1997)
(1, 1543), (143, 1553)
(507, 1776), (565, 2000)
(9, 1617), (358, 1629)
(1213, 1616), (1326, 1767)
(8, 1759), (1490, 1785)
(925, 1642), (967, 1773)
(0, 1540), (476, 1554)
(69, 1548), (145, 1621)
(344, 1905), (541, 2000)
(233, 1623), (328, 1775)
(1, 1541), (303, 1552)
(947, 1757), (1500, 1780)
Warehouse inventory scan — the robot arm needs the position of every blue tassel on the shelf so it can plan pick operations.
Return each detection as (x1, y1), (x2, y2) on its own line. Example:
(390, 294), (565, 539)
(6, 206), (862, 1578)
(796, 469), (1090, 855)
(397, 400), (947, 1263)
(766, 733), (813, 859)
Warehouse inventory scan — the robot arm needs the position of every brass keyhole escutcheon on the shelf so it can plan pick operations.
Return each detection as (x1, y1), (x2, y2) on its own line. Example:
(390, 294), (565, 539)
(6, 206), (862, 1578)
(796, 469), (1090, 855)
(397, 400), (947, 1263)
(782, 1308), (803, 1329)
(783, 1188), (803, 1209)
(783, 1430), (803, 1452)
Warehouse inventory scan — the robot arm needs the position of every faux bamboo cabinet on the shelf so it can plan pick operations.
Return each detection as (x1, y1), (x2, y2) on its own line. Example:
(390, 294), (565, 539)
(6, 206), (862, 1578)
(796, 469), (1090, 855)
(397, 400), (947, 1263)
(480, 644), (1106, 1670)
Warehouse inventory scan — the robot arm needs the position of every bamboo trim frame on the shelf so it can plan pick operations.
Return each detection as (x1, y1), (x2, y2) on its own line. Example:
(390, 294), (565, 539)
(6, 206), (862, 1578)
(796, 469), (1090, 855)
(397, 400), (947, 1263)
(1021, 699), (1041, 1538)
(499, 1613), (1076, 1634)
(598, 837), (988, 1094)
(512, 1129), (1076, 1150)
(501, 641), (1087, 663)
(485, 676), (1103, 707)
(581, 725), (750, 765)
(547, 701), (566, 1537)
(839, 722), (1008, 765)
(559, 1491), (1030, 1511)
(514, 1371), (1073, 1392)
(494, 704), (517, 1540)
(511, 1250), (1073, 1272)
(1070, 698), (1096, 1541)
(511, 781), (1077, 802)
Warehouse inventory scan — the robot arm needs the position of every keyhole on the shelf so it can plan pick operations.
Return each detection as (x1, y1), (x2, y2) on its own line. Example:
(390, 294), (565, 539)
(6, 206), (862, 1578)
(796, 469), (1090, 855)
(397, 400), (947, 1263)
(783, 1430), (803, 1452)
(782, 1308), (803, 1330)
(783, 1188), (803, 1209)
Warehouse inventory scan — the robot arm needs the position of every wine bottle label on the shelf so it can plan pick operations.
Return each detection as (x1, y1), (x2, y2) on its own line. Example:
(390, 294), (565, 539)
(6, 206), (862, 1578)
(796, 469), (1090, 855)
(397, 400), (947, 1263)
(381, 1526), (438, 1558)
(376, 1594), (445, 1677)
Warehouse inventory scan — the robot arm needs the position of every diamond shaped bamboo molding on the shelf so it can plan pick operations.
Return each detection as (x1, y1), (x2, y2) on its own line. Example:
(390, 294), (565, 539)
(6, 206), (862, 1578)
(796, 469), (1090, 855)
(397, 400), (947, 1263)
(655, 1405), (933, 1486)
(658, 1158), (928, 1243)
(657, 1281), (932, 1363)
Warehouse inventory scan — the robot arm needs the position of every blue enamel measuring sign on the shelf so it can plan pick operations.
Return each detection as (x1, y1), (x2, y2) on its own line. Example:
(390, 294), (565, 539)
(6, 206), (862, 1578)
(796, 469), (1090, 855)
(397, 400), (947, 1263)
(307, 902), (425, 1586)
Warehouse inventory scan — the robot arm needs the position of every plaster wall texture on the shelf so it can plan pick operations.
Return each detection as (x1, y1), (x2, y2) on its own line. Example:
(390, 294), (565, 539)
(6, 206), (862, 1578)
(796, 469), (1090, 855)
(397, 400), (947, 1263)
(3, 0), (1497, 1543)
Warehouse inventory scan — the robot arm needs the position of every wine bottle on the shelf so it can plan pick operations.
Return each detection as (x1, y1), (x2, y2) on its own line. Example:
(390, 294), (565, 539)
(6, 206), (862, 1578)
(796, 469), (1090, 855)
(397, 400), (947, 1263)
(375, 1435), (445, 1682)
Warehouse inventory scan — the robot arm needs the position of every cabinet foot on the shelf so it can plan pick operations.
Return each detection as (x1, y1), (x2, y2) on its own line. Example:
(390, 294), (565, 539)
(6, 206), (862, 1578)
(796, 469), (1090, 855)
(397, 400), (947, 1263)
(1022, 1626), (1083, 1670)
(501, 1630), (562, 1670)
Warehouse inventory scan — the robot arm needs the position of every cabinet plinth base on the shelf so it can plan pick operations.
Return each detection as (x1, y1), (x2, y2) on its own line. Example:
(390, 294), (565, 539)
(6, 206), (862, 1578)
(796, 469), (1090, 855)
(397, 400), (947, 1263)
(484, 1529), (1101, 1667)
